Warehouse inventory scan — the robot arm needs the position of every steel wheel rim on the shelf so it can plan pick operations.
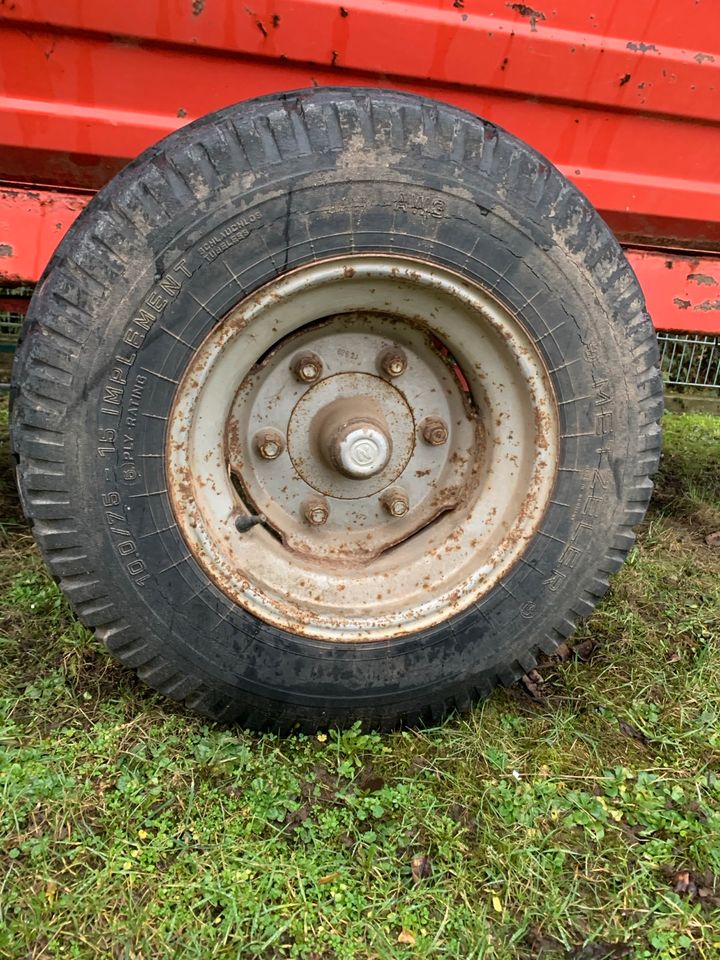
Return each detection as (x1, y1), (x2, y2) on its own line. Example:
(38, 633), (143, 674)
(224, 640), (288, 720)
(167, 254), (559, 642)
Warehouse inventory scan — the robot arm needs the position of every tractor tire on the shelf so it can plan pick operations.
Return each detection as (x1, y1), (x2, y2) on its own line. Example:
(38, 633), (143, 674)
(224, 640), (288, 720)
(10, 88), (663, 731)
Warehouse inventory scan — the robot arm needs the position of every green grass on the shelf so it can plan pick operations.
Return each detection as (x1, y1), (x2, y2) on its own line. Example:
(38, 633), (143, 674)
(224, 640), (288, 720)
(1, 398), (719, 959)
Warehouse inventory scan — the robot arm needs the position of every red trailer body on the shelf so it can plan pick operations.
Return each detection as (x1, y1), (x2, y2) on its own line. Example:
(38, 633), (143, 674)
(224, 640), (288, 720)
(0, 0), (719, 331)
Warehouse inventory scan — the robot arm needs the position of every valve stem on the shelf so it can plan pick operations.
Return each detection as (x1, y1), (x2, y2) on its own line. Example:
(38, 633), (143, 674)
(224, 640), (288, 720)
(235, 513), (266, 532)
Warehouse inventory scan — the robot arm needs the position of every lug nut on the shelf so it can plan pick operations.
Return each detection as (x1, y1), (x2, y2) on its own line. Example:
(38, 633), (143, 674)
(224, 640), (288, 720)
(378, 346), (407, 378)
(303, 497), (329, 526)
(255, 429), (285, 460)
(381, 487), (409, 518)
(420, 416), (449, 446)
(293, 352), (323, 384)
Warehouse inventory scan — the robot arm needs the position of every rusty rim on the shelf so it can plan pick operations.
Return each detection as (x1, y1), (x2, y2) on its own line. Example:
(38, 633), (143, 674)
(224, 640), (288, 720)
(167, 255), (558, 642)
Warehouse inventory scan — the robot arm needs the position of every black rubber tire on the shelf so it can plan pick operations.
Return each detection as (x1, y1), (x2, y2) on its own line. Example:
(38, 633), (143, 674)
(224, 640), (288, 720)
(10, 88), (663, 732)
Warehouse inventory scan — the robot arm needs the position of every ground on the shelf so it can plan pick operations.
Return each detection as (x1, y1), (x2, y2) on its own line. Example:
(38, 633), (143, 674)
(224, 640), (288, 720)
(1, 399), (719, 960)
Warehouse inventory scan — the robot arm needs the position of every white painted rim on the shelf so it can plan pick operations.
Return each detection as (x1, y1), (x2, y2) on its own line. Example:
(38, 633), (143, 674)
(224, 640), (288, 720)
(167, 254), (559, 642)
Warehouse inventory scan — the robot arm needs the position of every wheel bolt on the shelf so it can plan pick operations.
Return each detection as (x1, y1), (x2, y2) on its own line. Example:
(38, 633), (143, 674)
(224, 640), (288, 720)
(254, 429), (285, 460)
(293, 352), (323, 384)
(303, 497), (329, 526)
(378, 346), (407, 378)
(420, 416), (449, 446)
(381, 488), (409, 518)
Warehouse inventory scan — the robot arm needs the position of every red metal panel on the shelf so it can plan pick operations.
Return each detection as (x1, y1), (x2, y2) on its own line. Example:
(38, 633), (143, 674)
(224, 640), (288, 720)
(1, 1), (720, 333)
(0, 1), (719, 248)
(626, 249), (720, 334)
(0, 187), (89, 283)
(3, 0), (718, 122)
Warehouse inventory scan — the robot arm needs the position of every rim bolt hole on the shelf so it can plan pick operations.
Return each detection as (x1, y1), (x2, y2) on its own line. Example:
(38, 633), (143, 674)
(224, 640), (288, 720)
(381, 487), (410, 518)
(378, 346), (408, 378)
(255, 429), (286, 460)
(420, 416), (449, 446)
(293, 352), (323, 384)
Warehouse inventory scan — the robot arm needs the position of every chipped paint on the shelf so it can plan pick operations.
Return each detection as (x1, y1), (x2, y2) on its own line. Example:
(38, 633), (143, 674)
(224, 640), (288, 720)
(627, 41), (658, 53)
(627, 249), (720, 334)
(507, 2), (546, 31)
(694, 299), (720, 312)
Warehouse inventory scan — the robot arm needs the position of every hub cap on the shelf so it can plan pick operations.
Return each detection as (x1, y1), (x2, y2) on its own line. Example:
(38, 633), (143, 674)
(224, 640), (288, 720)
(167, 255), (559, 642)
(327, 418), (390, 479)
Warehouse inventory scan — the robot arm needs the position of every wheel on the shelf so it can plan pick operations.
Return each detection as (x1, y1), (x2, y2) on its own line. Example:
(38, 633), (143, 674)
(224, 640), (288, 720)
(11, 87), (663, 731)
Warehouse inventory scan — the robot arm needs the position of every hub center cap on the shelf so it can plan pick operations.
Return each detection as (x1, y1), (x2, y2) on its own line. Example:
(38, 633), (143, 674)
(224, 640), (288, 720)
(319, 397), (393, 480)
(332, 423), (391, 478)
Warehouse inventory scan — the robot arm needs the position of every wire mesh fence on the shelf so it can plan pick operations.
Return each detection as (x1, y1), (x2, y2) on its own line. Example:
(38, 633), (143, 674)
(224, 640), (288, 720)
(0, 287), (29, 354)
(0, 296), (27, 353)
(657, 332), (720, 391)
(0, 286), (31, 389)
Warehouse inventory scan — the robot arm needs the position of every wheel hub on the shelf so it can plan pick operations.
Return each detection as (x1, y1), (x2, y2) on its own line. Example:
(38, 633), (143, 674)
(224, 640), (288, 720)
(282, 371), (416, 501)
(226, 320), (469, 560)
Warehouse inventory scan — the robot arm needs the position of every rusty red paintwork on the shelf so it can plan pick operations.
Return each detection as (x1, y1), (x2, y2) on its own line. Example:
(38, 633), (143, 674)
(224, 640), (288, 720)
(628, 249), (720, 335)
(0, 0), (719, 331)
(0, 187), (89, 284)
